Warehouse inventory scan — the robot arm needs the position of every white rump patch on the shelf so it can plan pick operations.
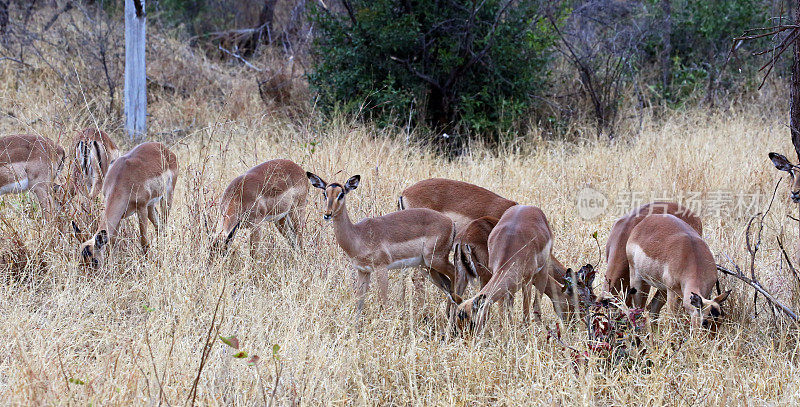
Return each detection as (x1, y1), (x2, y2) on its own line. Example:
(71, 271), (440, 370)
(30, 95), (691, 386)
(628, 244), (668, 290)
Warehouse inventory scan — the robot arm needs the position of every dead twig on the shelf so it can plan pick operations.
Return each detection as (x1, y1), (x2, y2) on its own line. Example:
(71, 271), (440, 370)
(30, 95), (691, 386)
(777, 236), (800, 286)
(716, 263), (798, 322)
(185, 286), (226, 406)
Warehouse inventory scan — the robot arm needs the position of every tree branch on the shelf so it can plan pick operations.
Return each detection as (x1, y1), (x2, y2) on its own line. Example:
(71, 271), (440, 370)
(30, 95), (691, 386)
(717, 264), (798, 322)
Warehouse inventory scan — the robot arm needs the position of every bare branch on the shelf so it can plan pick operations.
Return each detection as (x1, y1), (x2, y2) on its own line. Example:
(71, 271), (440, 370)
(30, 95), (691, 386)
(217, 46), (263, 72)
(717, 264), (799, 322)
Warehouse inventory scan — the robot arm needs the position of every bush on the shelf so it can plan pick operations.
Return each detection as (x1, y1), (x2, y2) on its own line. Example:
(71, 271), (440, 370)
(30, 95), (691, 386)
(647, 0), (769, 104)
(308, 0), (562, 147)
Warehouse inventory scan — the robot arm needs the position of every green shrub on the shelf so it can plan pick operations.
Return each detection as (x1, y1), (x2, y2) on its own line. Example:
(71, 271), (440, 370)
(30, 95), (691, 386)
(647, 0), (768, 103)
(308, 0), (562, 146)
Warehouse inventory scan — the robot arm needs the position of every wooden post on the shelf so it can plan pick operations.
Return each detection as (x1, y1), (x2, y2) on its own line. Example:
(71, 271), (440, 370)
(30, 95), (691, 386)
(124, 0), (146, 141)
(793, 0), (800, 261)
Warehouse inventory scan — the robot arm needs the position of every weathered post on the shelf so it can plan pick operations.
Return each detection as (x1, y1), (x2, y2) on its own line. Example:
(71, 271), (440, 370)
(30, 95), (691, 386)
(124, 0), (146, 140)
(792, 0), (800, 261)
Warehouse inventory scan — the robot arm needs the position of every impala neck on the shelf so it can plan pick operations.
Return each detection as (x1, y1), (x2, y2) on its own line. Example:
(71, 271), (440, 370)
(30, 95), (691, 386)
(99, 195), (126, 243)
(331, 199), (360, 256)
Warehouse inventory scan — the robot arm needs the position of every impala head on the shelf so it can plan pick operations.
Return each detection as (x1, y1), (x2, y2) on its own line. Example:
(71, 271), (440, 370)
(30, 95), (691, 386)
(453, 242), (477, 294)
(769, 152), (800, 202)
(307, 172), (360, 220)
(454, 293), (490, 335)
(76, 228), (109, 269)
(689, 290), (731, 331)
(209, 222), (239, 259)
(564, 264), (598, 311)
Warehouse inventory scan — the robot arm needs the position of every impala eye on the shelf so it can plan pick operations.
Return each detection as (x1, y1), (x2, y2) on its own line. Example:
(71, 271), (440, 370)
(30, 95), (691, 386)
(337, 192), (344, 200)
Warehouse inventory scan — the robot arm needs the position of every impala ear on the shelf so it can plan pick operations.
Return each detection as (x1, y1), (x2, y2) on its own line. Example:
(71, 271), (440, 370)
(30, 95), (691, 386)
(582, 264), (596, 287)
(344, 175), (360, 192)
(224, 222), (240, 245)
(713, 289), (732, 304)
(473, 293), (487, 314)
(95, 229), (108, 249)
(690, 292), (704, 310)
(564, 268), (574, 293)
(445, 291), (463, 306)
(306, 172), (327, 189)
(769, 152), (794, 174)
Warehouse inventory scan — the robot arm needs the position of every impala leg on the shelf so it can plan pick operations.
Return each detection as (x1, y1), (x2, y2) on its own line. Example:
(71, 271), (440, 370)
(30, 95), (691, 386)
(276, 211), (303, 250)
(136, 207), (150, 254)
(249, 223), (264, 260)
(354, 269), (372, 314)
(375, 267), (389, 306)
(290, 203), (306, 250)
(147, 205), (161, 235)
(161, 190), (173, 225)
(649, 288), (667, 320)
(532, 289), (543, 324)
(522, 283), (532, 324)
(405, 269), (426, 313)
(31, 183), (55, 222)
(630, 273), (649, 310)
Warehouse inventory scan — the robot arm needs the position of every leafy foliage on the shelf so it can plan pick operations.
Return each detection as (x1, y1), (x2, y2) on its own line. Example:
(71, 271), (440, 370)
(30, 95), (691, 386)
(308, 0), (562, 146)
(648, 0), (769, 103)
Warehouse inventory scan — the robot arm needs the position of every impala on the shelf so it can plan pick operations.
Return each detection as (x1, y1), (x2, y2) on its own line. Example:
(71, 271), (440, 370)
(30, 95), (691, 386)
(453, 216), (499, 296)
(605, 201), (702, 304)
(627, 214), (730, 330)
(73, 127), (120, 198)
(769, 152), (800, 260)
(0, 134), (65, 220)
(307, 172), (459, 314)
(455, 205), (572, 333)
(211, 159), (308, 258)
(75, 142), (178, 268)
(398, 178), (516, 232)
(454, 216), (595, 314)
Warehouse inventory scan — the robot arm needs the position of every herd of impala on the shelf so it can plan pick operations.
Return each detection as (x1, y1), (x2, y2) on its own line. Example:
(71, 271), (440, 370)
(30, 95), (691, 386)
(8, 129), (800, 335)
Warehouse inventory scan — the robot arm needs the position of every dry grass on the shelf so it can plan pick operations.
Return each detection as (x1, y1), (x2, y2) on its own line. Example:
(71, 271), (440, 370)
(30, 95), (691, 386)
(3, 7), (800, 405)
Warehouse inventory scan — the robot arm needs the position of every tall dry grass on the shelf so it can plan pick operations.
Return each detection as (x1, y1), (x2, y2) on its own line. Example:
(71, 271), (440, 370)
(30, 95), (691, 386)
(2, 6), (800, 405)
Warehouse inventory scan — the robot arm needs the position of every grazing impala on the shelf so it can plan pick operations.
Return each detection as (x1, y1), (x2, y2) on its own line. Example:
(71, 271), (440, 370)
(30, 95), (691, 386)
(211, 159), (308, 258)
(307, 172), (459, 314)
(75, 142), (178, 268)
(400, 178), (517, 300)
(0, 134), (65, 220)
(453, 216), (499, 296)
(605, 201), (702, 304)
(455, 205), (571, 333)
(73, 127), (120, 198)
(627, 214), (730, 330)
(398, 178), (516, 231)
(454, 216), (595, 312)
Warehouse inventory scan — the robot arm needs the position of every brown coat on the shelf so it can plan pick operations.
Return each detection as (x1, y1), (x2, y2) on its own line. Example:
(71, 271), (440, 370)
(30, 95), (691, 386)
(215, 159), (307, 255)
(73, 127), (120, 198)
(0, 134), (65, 219)
(605, 201), (702, 302)
(399, 178), (516, 231)
(626, 214), (728, 328)
(78, 142), (178, 268)
(457, 205), (569, 332)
